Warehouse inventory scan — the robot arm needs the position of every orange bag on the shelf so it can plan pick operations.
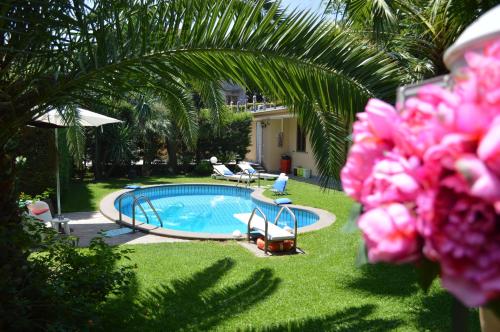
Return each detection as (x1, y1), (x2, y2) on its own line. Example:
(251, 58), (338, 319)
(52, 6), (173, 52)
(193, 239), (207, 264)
(256, 237), (294, 252)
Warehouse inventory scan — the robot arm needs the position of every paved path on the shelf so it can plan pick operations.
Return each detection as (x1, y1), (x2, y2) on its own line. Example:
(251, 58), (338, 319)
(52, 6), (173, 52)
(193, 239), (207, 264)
(65, 211), (187, 247)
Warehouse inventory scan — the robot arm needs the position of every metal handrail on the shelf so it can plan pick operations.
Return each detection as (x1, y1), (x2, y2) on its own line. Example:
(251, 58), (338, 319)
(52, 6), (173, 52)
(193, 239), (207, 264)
(247, 206), (297, 254)
(131, 198), (149, 231)
(118, 191), (137, 222)
(237, 172), (253, 188)
(117, 191), (163, 231)
(132, 195), (163, 228)
(273, 205), (298, 252)
(247, 206), (267, 242)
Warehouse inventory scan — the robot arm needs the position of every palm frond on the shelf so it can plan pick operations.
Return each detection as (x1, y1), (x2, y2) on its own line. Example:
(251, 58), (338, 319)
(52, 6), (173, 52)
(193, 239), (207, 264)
(190, 79), (225, 133)
(158, 81), (199, 150)
(3, 0), (405, 183)
(57, 106), (86, 160)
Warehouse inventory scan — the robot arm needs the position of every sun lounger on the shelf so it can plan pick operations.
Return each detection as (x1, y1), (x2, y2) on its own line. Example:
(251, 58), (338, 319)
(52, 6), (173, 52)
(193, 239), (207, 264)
(237, 162), (280, 180)
(27, 201), (71, 234)
(212, 164), (255, 183)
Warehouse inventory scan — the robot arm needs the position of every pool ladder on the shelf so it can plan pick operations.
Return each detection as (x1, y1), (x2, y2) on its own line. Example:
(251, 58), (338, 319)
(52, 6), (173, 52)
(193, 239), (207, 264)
(247, 205), (298, 254)
(236, 171), (254, 188)
(117, 192), (163, 231)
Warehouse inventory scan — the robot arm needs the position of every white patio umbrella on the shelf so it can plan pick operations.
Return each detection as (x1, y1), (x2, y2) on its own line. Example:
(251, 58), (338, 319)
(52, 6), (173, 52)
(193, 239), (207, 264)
(32, 108), (122, 216)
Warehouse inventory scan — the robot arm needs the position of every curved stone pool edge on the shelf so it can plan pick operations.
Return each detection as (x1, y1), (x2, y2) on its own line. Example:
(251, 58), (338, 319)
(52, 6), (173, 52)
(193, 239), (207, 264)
(99, 183), (336, 240)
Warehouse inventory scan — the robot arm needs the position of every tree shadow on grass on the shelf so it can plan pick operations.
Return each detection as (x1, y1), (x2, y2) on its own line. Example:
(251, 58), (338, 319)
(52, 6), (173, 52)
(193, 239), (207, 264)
(347, 263), (419, 297)
(242, 304), (402, 332)
(348, 265), (481, 331)
(99, 258), (281, 331)
(416, 288), (481, 332)
(62, 180), (94, 212)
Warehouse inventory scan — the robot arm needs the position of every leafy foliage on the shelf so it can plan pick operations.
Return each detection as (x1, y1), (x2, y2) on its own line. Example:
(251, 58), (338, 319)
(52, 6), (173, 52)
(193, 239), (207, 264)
(1, 216), (135, 331)
(324, 0), (499, 78)
(196, 109), (252, 163)
(17, 189), (54, 209)
(14, 127), (57, 196)
(0, 2), (409, 327)
(2, 0), (404, 183)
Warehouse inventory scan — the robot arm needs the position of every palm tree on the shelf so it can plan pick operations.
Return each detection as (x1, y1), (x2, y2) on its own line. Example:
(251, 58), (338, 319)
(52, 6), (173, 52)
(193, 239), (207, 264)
(1, 1), (403, 324)
(135, 85), (199, 176)
(323, 0), (499, 79)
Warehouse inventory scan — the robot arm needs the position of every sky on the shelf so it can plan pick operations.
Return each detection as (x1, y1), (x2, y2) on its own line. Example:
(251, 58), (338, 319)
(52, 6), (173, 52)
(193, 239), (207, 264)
(280, 0), (325, 14)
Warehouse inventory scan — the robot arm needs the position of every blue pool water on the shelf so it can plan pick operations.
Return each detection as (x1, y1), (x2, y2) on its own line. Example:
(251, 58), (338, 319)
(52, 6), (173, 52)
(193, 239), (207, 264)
(116, 185), (319, 234)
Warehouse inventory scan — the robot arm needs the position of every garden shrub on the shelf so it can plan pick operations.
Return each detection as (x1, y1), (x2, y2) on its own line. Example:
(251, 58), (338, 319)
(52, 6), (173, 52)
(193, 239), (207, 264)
(193, 160), (213, 175)
(15, 127), (73, 197)
(1, 216), (135, 331)
(15, 127), (57, 196)
(196, 109), (252, 163)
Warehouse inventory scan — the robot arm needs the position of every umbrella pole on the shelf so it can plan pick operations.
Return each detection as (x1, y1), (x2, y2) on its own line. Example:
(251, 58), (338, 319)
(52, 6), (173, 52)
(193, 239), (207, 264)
(55, 128), (61, 216)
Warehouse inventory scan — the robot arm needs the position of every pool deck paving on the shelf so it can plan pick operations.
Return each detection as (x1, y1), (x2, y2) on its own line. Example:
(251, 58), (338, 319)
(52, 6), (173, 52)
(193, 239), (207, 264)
(65, 211), (187, 247)
(64, 211), (308, 257)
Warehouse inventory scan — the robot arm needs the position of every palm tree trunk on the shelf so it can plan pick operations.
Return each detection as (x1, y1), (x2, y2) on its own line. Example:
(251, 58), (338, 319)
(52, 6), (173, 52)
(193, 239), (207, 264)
(0, 138), (32, 327)
(142, 153), (153, 177)
(142, 133), (154, 177)
(94, 127), (103, 180)
(166, 138), (178, 174)
(0, 139), (22, 233)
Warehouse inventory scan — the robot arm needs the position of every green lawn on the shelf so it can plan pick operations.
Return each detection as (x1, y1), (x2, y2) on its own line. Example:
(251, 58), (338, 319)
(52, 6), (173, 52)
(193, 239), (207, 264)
(62, 175), (222, 212)
(64, 176), (480, 331)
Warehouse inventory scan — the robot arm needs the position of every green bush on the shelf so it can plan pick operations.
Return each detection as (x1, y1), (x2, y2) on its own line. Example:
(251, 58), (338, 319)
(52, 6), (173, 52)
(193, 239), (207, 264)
(15, 127), (74, 197)
(196, 109), (252, 163)
(1, 217), (135, 331)
(15, 127), (57, 196)
(18, 188), (54, 208)
(192, 160), (213, 175)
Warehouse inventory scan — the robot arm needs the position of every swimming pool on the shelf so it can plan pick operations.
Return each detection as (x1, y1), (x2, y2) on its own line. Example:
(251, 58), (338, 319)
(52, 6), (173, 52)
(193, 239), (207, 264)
(113, 184), (321, 236)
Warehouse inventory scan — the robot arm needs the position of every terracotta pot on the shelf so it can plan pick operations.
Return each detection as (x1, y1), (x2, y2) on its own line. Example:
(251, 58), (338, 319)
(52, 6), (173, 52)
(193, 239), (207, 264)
(480, 308), (500, 332)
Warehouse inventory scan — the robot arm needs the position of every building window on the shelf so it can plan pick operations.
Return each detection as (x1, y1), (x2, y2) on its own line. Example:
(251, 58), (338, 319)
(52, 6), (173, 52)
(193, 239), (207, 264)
(296, 124), (306, 152)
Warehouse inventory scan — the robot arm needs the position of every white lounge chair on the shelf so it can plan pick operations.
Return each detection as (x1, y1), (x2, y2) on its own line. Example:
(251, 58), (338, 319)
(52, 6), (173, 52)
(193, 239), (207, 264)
(27, 201), (71, 234)
(212, 164), (255, 183)
(237, 162), (280, 180)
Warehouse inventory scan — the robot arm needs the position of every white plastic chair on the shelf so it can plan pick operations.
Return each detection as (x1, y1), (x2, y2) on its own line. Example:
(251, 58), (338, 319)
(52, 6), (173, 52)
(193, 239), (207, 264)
(27, 201), (71, 234)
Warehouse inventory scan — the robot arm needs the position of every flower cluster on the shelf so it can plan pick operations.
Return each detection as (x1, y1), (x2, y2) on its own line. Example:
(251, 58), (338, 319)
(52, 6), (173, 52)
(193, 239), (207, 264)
(341, 41), (500, 307)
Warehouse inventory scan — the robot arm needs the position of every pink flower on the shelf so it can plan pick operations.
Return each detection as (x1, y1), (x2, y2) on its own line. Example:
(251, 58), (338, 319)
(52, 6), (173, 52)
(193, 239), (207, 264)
(341, 99), (396, 200)
(420, 186), (500, 307)
(424, 134), (476, 171)
(454, 103), (491, 136)
(364, 98), (399, 140)
(394, 85), (457, 158)
(342, 39), (500, 308)
(360, 154), (420, 209)
(341, 140), (389, 201)
(455, 155), (500, 203)
(358, 203), (420, 264)
(478, 116), (500, 175)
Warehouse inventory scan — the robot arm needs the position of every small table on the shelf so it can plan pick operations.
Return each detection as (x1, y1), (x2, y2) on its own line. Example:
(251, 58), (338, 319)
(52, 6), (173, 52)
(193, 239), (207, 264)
(51, 218), (71, 234)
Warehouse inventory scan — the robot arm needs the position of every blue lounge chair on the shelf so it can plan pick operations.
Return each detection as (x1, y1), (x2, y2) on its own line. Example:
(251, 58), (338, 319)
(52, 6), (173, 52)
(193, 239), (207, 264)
(271, 176), (288, 195)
